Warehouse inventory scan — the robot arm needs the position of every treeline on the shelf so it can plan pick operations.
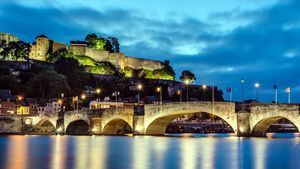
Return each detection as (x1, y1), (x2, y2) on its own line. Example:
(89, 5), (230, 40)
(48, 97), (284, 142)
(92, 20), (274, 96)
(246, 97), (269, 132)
(0, 57), (224, 104)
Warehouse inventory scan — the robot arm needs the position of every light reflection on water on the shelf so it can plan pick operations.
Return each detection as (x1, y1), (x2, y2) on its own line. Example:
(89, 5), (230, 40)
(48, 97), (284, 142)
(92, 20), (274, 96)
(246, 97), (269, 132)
(0, 133), (300, 169)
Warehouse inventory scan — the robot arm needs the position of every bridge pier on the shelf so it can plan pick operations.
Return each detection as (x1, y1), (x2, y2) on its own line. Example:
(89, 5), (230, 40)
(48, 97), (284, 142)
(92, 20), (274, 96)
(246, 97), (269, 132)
(90, 118), (102, 135)
(133, 115), (145, 135)
(236, 112), (252, 137)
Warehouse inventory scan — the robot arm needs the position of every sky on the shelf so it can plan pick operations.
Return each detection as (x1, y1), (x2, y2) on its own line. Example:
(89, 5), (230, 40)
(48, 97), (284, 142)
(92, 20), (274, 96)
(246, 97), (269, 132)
(0, 0), (300, 103)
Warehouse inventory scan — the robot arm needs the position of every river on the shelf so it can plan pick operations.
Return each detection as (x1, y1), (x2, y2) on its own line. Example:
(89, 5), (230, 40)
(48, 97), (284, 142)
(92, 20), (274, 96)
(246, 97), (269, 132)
(0, 133), (299, 169)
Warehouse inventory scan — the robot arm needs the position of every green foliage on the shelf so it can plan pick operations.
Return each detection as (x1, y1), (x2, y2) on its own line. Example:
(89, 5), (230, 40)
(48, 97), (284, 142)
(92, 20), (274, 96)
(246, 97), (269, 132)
(85, 62), (117, 75)
(0, 41), (30, 61)
(122, 67), (135, 77)
(85, 33), (113, 52)
(47, 49), (73, 62)
(108, 37), (120, 52)
(121, 65), (175, 80)
(27, 70), (71, 98)
(72, 55), (97, 66)
(180, 70), (196, 83)
(54, 57), (84, 95)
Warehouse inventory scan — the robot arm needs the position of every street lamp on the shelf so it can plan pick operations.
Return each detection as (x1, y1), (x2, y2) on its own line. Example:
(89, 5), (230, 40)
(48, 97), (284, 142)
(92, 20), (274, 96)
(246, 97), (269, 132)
(17, 95), (23, 101)
(137, 83), (142, 104)
(177, 90), (182, 102)
(17, 95), (24, 134)
(202, 85), (207, 101)
(241, 79), (245, 102)
(95, 88), (101, 106)
(254, 82), (260, 101)
(81, 94), (86, 100)
(80, 94), (86, 110)
(286, 87), (291, 104)
(156, 86), (162, 105)
(96, 88), (101, 94)
(184, 80), (190, 102)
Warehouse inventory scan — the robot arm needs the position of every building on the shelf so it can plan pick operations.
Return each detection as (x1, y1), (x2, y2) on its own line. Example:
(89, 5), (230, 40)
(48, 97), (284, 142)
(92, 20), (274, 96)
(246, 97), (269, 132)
(16, 105), (30, 115)
(68, 41), (87, 56)
(0, 101), (17, 115)
(38, 99), (62, 114)
(89, 100), (124, 109)
(0, 32), (19, 45)
(29, 34), (66, 61)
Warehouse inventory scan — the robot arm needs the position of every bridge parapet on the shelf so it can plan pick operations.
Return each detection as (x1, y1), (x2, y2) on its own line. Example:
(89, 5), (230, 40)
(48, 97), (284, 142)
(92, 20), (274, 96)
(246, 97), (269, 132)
(250, 103), (300, 114)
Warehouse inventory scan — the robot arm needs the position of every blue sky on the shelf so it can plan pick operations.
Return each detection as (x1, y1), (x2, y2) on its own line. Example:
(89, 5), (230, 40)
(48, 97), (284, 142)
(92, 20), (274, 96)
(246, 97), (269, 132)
(0, 0), (300, 103)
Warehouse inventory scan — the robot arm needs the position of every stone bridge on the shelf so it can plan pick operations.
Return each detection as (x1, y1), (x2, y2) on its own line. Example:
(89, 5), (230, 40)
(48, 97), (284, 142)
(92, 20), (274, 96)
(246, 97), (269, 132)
(1, 102), (300, 137)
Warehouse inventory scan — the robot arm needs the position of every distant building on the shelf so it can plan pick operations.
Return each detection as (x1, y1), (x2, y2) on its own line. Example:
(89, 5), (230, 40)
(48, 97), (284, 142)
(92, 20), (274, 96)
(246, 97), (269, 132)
(3, 33), (165, 72)
(29, 34), (66, 61)
(38, 99), (62, 114)
(16, 105), (30, 115)
(68, 41), (87, 56)
(89, 99), (124, 109)
(0, 101), (16, 114)
(0, 32), (19, 45)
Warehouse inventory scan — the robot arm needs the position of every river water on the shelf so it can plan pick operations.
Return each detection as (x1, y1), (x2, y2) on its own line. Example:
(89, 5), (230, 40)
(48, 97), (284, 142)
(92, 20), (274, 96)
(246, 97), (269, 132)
(0, 133), (300, 169)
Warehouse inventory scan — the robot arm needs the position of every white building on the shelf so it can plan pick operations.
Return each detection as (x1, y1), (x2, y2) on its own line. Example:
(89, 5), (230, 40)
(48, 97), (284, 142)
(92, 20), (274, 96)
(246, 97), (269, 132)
(38, 99), (62, 114)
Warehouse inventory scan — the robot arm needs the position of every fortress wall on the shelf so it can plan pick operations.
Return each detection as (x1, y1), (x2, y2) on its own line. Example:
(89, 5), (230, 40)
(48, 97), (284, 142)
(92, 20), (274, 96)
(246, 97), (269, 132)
(52, 42), (66, 53)
(72, 47), (164, 71)
(85, 48), (110, 62)
(69, 45), (86, 56)
(122, 56), (164, 70)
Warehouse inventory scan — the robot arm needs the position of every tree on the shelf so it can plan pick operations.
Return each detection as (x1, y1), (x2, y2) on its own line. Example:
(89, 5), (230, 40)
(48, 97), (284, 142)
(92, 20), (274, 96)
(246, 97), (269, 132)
(27, 71), (71, 98)
(0, 74), (22, 94)
(180, 70), (196, 84)
(108, 37), (120, 52)
(47, 48), (73, 62)
(0, 41), (30, 61)
(85, 33), (113, 52)
(54, 57), (85, 95)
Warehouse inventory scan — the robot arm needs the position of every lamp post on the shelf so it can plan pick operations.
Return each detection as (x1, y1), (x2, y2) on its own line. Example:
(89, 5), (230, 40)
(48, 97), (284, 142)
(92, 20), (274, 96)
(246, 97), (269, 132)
(274, 84), (278, 105)
(81, 94), (86, 110)
(17, 95), (24, 134)
(96, 88), (101, 108)
(184, 80), (190, 102)
(137, 83), (142, 104)
(177, 90), (182, 102)
(202, 85), (207, 101)
(254, 82), (260, 101)
(286, 87), (291, 104)
(241, 79), (245, 102)
(156, 86), (162, 105)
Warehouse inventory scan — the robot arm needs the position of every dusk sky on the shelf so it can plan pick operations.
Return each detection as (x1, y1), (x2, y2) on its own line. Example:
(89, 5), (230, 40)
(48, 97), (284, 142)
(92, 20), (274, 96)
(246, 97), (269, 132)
(0, 0), (299, 102)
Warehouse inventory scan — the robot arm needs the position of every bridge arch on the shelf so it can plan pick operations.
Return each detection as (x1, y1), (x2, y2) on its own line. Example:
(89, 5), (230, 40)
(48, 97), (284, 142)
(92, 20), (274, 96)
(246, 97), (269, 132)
(102, 117), (133, 135)
(145, 108), (237, 135)
(66, 119), (90, 135)
(251, 114), (300, 137)
(33, 119), (56, 134)
(64, 112), (90, 131)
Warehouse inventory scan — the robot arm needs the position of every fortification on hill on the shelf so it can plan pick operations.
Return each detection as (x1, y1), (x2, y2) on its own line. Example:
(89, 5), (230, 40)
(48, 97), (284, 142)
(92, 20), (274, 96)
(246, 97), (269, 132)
(0, 33), (19, 45)
(28, 34), (164, 70)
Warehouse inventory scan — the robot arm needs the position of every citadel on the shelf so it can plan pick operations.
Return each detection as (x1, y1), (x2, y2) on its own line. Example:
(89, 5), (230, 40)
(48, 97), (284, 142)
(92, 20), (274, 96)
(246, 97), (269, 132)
(0, 32), (164, 71)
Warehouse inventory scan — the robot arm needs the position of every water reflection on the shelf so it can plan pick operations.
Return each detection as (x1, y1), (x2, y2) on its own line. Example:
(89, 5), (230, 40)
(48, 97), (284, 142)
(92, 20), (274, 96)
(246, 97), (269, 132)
(51, 136), (66, 169)
(133, 136), (150, 169)
(6, 136), (28, 169)
(181, 138), (198, 169)
(0, 134), (300, 169)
